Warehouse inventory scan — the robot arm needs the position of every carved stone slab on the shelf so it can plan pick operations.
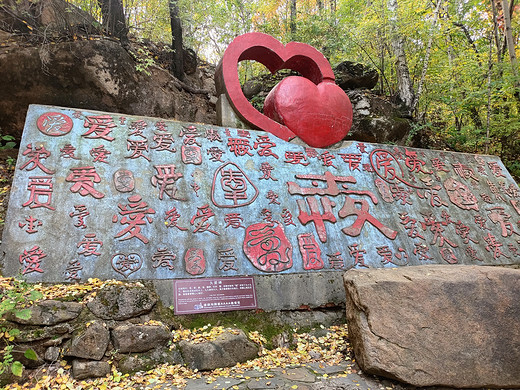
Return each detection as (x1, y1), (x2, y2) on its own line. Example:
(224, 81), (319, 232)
(1, 104), (520, 282)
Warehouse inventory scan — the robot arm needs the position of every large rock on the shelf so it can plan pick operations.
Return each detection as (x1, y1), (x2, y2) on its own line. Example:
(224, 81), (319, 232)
(343, 265), (520, 388)
(112, 324), (171, 353)
(179, 329), (259, 371)
(334, 61), (379, 90)
(5, 300), (83, 326)
(117, 346), (183, 374)
(72, 360), (110, 380)
(63, 320), (109, 360)
(86, 284), (157, 320)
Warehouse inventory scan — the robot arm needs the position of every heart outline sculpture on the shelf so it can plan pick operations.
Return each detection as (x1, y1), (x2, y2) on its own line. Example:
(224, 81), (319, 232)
(216, 32), (351, 146)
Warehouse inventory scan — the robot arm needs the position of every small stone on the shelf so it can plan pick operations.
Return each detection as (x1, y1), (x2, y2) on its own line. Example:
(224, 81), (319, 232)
(180, 328), (259, 371)
(5, 300), (83, 326)
(44, 346), (60, 362)
(117, 346), (182, 374)
(72, 360), (110, 380)
(86, 284), (157, 320)
(277, 367), (315, 383)
(112, 324), (171, 353)
(64, 320), (109, 360)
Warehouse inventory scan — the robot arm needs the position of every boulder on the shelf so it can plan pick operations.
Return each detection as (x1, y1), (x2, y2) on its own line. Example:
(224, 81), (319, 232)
(343, 265), (520, 388)
(14, 323), (72, 343)
(334, 61), (379, 90)
(179, 329), (259, 371)
(111, 324), (171, 353)
(117, 346), (183, 374)
(86, 284), (157, 320)
(5, 300), (83, 326)
(72, 360), (111, 380)
(63, 320), (109, 360)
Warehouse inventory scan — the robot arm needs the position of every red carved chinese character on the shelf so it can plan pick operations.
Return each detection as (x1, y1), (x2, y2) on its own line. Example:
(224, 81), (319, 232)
(224, 213), (245, 229)
(319, 151), (337, 168)
(374, 178), (394, 203)
(23, 176), (55, 210)
(228, 138), (253, 157)
(69, 205), (89, 229)
(390, 184), (413, 205)
(294, 197), (336, 243)
(164, 207), (188, 231)
(487, 180), (506, 201)
(376, 246), (408, 265)
(190, 204), (219, 235)
(83, 115), (116, 141)
(487, 161), (505, 177)
(207, 147), (225, 162)
(237, 129), (251, 138)
(77, 233), (103, 256)
(212, 162), (259, 208)
(37, 112), (73, 136)
(205, 128), (222, 142)
(18, 216), (42, 234)
(338, 153), (362, 171)
(151, 132), (176, 152)
(152, 248), (176, 270)
(439, 247), (458, 264)
(127, 139), (150, 161)
(60, 144), (79, 159)
(180, 125), (201, 146)
(487, 207), (519, 237)
(480, 193), (494, 204)
(65, 259), (82, 282)
(261, 209), (274, 223)
(151, 164), (185, 200)
(224, 128), (231, 137)
(370, 149), (417, 188)
(154, 121), (167, 131)
(430, 158), (449, 172)
(184, 248), (206, 275)
(19, 144), (54, 174)
(113, 169), (135, 193)
(266, 190), (280, 205)
(243, 222), (293, 272)
(129, 120), (148, 137)
(90, 145), (111, 163)
(253, 135), (279, 159)
(500, 181), (520, 198)
(466, 246), (483, 262)
(327, 252), (344, 269)
(281, 208), (296, 226)
(452, 163), (479, 182)
(413, 243), (432, 261)
(508, 244), (520, 258)
(218, 248), (238, 271)
(113, 195), (155, 244)
(420, 212), (458, 248)
(474, 215), (491, 231)
(356, 143), (367, 153)
(111, 253), (142, 278)
(259, 162), (277, 181)
(298, 233), (324, 270)
(348, 243), (367, 267)
(191, 182), (200, 197)
(453, 220), (479, 244)
(484, 233), (511, 260)
(66, 166), (105, 199)
(443, 178), (479, 211)
(19, 245), (46, 275)
(284, 151), (309, 166)
(181, 145), (202, 164)
(399, 212), (425, 239)
(416, 185), (448, 208)
(404, 149), (432, 174)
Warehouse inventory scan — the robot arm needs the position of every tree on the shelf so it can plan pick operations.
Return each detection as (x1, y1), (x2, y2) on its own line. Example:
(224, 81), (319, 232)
(169, 0), (184, 80)
(98, 0), (129, 47)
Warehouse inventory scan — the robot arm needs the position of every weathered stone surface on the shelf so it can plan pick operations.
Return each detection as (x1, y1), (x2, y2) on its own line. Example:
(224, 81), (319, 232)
(179, 329), (259, 371)
(72, 360), (110, 380)
(87, 284), (157, 320)
(117, 346), (183, 374)
(44, 346), (60, 362)
(112, 324), (171, 353)
(63, 320), (109, 360)
(5, 300), (83, 325)
(11, 343), (45, 368)
(344, 265), (520, 388)
(334, 61), (379, 90)
(14, 323), (72, 343)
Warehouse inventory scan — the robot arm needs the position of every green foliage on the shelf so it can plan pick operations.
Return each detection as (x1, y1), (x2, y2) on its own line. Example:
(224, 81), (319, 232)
(0, 279), (43, 378)
(134, 47), (156, 76)
(0, 135), (15, 150)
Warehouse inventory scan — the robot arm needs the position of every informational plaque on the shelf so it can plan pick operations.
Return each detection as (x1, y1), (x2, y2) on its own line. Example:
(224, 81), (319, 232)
(173, 276), (257, 314)
(1, 104), (520, 282)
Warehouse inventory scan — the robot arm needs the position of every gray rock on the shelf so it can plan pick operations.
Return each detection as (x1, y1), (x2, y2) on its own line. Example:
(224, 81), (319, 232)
(15, 323), (72, 343)
(180, 329), (259, 371)
(344, 265), (520, 388)
(72, 360), (111, 380)
(11, 343), (45, 368)
(64, 320), (109, 360)
(334, 61), (379, 90)
(117, 346), (183, 374)
(44, 346), (60, 362)
(5, 300), (83, 325)
(86, 284), (157, 320)
(112, 323), (171, 353)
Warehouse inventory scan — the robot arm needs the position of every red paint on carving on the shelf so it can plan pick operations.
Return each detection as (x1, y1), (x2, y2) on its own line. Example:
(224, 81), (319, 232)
(37, 112), (73, 136)
(185, 248), (206, 276)
(297, 233), (324, 270)
(216, 32), (351, 145)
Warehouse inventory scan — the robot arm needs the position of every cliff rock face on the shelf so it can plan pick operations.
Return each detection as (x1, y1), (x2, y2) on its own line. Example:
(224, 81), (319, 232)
(0, 32), (216, 139)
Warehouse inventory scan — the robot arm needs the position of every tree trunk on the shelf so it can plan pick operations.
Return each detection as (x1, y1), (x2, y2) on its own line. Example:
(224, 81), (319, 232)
(169, 0), (184, 81)
(97, 0), (129, 47)
(387, 0), (414, 114)
(501, 0), (518, 77)
(490, 0), (503, 62)
(290, 0), (297, 36)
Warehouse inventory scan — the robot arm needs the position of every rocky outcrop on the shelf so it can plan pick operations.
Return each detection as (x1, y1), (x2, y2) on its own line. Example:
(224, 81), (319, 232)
(343, 265), (520, 388)
(6, 300), (83, 326)
(179, 329), (259, 371)
(112, 324), (171, 353)
(63, 320), (110, 360)
(334, 61), (379, 90)
(72, 360), (111, 380)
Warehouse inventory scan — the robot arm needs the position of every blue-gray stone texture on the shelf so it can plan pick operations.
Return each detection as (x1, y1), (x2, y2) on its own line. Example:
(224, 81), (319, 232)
(1, 104), (520, 282)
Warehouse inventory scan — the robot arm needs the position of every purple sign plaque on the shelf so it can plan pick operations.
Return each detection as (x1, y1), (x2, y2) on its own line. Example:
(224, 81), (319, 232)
(174, 276), (257, 314)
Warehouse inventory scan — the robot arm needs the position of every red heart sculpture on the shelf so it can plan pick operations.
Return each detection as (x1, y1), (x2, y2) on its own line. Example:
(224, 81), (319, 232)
(216, 32), (353, 147)
(264, 76), (353, 148)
